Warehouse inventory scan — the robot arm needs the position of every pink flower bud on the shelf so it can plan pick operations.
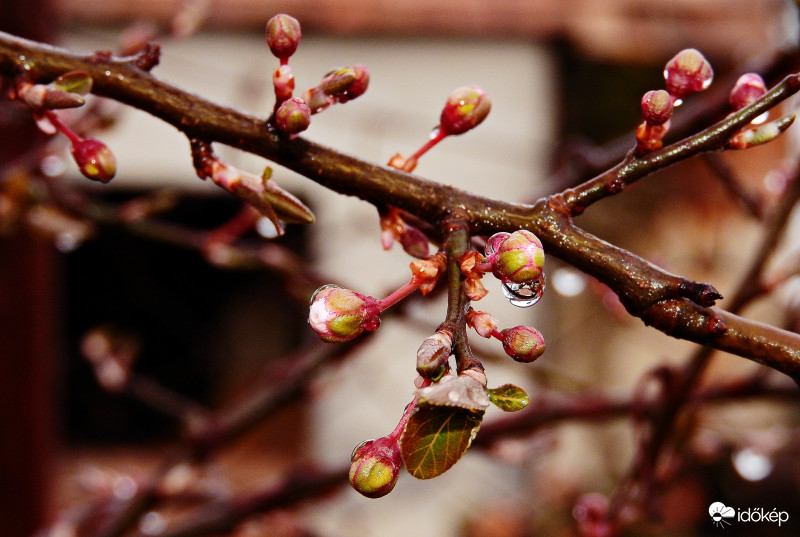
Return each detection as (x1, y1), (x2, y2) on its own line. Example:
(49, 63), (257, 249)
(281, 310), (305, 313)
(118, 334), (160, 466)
(640, 90), (673, 126)
(729, 73), (767, 111)
(265, 14), (301, 61)
(308, 285), (381, 343)
(275, 97), (311, 134)
(663, 48), (713, 99)
(501, 325), (545, 363)
(349, 436), (402, 498)
(439, 86), (491, 135)
(72, 138), (116, 183)
(485, 230), (545, 285)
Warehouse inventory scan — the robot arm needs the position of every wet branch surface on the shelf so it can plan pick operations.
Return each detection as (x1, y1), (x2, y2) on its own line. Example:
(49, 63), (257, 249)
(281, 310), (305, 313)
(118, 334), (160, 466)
(2, 32), (800, 381)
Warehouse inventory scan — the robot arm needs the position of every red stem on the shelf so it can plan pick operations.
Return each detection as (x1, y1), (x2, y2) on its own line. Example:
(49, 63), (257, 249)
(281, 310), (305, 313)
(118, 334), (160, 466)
(409, 128), (448, 162)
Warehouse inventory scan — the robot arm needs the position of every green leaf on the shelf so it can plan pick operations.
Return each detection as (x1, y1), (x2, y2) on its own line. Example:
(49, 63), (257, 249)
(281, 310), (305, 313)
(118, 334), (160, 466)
(51, 71), (93, 95)
(400, 403), (484, 479)
(486, 384), (530, 412)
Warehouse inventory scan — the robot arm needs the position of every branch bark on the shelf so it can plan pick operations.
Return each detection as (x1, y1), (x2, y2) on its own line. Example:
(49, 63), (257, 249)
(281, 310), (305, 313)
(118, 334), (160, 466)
(2, 32), (800, 381)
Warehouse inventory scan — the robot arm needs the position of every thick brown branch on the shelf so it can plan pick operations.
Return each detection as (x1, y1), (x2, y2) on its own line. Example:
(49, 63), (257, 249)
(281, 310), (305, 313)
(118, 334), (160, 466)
(3, 32), (800, 380)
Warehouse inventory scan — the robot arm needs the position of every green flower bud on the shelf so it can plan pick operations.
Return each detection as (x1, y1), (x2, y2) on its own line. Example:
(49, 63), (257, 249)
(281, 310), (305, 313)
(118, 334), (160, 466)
(501, 325), (545, 363)
(275, 97), (311, 134)
(349, 436), (402, 498)
(308, 285), (381, 343)
(486, 230), (545, 285)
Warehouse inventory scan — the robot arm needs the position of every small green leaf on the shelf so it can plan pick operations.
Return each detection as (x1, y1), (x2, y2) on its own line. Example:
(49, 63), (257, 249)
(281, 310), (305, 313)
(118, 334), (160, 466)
(486, 384), (530, 412)
(400, 404), (484, 479)
(51, 71), (93, 95)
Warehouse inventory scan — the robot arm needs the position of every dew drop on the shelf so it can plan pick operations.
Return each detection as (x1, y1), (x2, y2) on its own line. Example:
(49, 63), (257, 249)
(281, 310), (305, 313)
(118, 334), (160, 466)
(502, 274), (545, 308)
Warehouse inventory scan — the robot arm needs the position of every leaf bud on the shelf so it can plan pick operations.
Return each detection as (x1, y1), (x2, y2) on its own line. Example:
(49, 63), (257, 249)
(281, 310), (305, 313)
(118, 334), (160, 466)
(663, 48), (713, 99)
(308, 285), (381, 343)
(439, 86), (491, 135)
(501, 325), (545, 363)
(265, 14), (301, 61)
(485, 230), (545, 285)
(71, 138), (116, 183)
(729, 73), (767, 111)
(336, 64), (370, 103)
(416, 331), (452, 380)
(275, 97), (311, 134)
(640, 89), (673, 126)
(349, 436), (402, 498)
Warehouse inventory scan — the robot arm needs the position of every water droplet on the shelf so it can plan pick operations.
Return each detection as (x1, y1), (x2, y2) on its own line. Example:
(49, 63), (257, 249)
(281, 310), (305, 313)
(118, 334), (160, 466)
(484, 232), (509, 257)
(429, 126), (441, 140)
(502, 274), (545, 308)
(310, 284), (340, 304)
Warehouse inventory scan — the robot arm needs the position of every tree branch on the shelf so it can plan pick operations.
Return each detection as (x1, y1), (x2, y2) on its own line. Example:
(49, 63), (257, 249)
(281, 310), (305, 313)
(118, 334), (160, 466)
(3, 31), (800, 381)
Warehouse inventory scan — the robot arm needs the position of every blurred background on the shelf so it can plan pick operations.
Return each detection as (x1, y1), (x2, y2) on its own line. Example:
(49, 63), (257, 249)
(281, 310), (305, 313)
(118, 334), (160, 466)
(2, 1), (800, 536)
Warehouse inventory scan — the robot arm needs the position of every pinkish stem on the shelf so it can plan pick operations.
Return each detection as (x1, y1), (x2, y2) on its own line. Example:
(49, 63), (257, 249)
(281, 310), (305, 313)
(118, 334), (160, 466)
(378, 278), (421, 310)
(45, 110), (80, 145)
(408, 128), (448, 162)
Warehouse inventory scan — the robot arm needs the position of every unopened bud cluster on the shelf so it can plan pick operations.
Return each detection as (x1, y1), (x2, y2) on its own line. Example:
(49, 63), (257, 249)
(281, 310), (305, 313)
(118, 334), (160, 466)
(265, 14), (369, 136)
(724, 73), (792, 150)
(636, 48), (714, 154)
(15, 71), (117, 183)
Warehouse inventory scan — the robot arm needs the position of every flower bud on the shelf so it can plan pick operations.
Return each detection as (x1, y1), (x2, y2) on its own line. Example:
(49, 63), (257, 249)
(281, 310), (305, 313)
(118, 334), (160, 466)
(439, 86), (491, 135)
(265, 14), (301, 61)
(308, 285), (381, 343)
(663, 48), (713, 99)
(729, 73), (767, 111)
(72, 138), (116, 183)
(501, 325), (545, 363)
(485, 230), (545, 285)
(349, 436), (402, 498)
(640, 89), (673, 126)
(275, 97), (311, 134)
